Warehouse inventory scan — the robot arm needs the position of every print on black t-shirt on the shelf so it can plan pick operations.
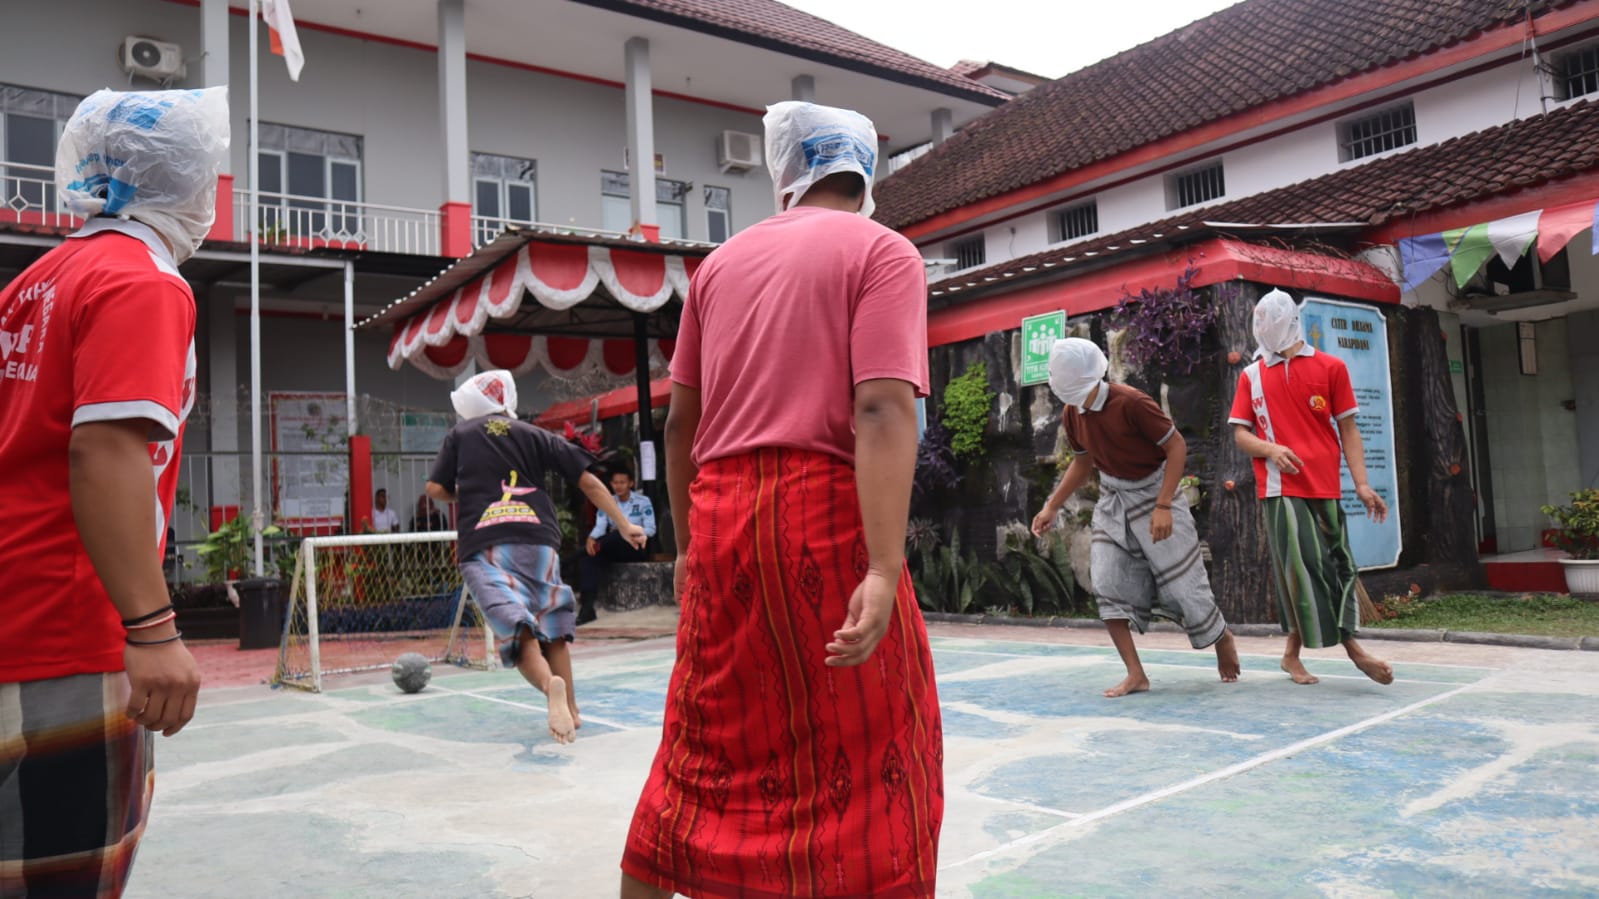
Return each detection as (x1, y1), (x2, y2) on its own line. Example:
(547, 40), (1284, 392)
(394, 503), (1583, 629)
(428, 415), (596, 562)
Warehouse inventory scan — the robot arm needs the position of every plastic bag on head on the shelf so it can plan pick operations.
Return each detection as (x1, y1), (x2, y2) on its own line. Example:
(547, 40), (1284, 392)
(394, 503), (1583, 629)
(1252, 288), (1303, 356)
(56, 87), (230, 264)
(763, 101), (878, 218)
(451, 370), (519, 421)
(1048, 337), (1108, 407)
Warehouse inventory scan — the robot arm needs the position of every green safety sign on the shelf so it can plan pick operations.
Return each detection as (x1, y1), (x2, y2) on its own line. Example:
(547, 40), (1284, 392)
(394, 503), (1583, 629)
(1020, 310), (1067, 386)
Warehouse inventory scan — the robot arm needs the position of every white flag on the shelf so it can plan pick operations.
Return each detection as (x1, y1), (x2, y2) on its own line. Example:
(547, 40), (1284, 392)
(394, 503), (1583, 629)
(261, 0), (304, 82)
(1485, 210), (1541, 269)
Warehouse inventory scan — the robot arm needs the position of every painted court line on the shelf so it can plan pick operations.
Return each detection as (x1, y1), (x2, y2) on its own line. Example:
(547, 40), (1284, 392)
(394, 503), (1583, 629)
(937, 646), (1488, 685)
(941, 682), (1477, 870)
(431, 684), (634, 731)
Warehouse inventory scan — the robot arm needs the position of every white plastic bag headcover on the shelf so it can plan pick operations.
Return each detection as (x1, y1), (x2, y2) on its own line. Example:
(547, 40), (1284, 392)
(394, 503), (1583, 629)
(56, 87), (230, 265)
(1048, 338), (1108, 408)
(763, 101), (878, 218)
(451, 371), (518, 421)
(1252, 288), (1303, 357)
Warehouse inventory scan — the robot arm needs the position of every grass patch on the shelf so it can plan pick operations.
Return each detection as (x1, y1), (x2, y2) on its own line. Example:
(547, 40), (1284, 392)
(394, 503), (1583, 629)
(1368, 592), (1599, 638)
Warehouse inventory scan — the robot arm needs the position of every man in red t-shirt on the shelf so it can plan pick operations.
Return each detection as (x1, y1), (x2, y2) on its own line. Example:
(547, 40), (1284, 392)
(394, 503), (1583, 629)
(0, 87), (226, 896)
(1229, 289), (1393, 686)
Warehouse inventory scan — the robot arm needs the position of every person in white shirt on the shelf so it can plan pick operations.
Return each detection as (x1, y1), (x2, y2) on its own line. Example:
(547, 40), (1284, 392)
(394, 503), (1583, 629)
(578, 469), (655, 624)
(370, 489), (400, 533)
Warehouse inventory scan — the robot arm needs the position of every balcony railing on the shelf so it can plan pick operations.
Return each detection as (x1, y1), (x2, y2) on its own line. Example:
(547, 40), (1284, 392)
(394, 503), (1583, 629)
(234, 189), (440, 256)
(0, 162), (80, 230)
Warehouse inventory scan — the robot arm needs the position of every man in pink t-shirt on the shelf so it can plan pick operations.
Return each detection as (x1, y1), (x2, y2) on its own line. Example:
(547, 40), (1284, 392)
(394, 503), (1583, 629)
(622, 102), (943, 899)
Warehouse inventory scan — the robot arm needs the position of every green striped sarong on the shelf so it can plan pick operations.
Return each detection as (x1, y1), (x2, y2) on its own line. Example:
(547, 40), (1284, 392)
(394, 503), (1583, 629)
(1263, 496), (1359, 649)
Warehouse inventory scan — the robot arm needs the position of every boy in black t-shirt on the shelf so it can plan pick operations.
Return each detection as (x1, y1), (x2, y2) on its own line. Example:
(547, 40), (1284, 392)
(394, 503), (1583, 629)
(427, 372), (644, 745)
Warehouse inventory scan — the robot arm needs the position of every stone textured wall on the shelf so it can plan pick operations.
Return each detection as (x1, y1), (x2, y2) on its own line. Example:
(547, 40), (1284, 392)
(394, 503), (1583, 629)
(919, 281), (1484, 623)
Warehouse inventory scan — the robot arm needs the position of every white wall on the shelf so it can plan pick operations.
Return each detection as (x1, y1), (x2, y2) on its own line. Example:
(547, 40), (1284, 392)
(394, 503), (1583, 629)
(0, 0), (778, 241)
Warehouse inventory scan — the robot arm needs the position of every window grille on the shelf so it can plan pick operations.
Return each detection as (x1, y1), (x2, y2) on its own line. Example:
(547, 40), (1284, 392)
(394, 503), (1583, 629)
(1054, 200), (1099, 241)
(1339, 102), (1417, 161)
(1171, 162), (1225, 209)
(953, 236), (985, 271)
(1561, 45), (1599, 100)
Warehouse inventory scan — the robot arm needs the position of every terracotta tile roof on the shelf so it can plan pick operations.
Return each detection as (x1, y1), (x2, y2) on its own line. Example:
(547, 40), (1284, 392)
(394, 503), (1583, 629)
(575, 0), (1009, 104)
(949, 60), (988, 78)
(877, 0), (1582, 231)
(930, 98), (1599, 296)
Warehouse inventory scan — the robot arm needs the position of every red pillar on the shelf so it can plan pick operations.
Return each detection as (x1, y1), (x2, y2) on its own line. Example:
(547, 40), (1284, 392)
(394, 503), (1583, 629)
(209, 173), (235, 243)
(439, 201), (472, 258)
(348, 435), (373, 534)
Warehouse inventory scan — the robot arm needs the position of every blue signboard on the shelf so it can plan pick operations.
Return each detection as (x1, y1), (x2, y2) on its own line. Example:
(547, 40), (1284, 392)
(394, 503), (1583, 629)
(1302, 297), (1402, 570)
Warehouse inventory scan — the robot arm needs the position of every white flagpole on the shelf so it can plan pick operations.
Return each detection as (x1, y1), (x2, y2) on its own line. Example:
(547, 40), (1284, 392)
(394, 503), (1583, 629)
(249, 0), (265, 576)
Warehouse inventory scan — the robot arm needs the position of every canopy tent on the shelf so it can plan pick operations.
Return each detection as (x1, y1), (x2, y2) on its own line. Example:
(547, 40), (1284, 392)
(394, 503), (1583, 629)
(364, 227), (715, 383)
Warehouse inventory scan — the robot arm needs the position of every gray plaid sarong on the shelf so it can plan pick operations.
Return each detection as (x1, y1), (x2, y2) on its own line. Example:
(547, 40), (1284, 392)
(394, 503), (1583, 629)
(0, 671), (153, 898)
(1092, 465), (1227, 648)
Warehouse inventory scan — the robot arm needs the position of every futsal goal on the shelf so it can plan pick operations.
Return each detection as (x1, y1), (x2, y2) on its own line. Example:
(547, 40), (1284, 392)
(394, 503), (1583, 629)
(273, 531), (495, 692)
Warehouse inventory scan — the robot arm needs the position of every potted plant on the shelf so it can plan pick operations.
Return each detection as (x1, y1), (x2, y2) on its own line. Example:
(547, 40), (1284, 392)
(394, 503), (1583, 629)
(1541, 488), (1599, 596)
(1179, 474), (1203, 508)
(193, 515), (283, 601)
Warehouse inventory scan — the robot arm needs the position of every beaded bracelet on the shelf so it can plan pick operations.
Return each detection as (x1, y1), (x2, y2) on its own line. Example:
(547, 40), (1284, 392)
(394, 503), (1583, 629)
(122, 604), (175, 627)
(126, 631), (183, 647)
(1155, 503), (1173, 510)
(125, 611), (178, 631)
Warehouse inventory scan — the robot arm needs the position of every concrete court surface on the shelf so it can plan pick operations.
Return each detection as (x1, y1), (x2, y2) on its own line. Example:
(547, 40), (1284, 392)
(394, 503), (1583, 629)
(124, 615), (1599, 898)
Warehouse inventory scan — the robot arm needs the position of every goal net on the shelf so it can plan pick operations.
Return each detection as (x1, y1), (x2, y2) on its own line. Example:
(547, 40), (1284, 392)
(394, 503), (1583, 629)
(274, 532), (495, 692)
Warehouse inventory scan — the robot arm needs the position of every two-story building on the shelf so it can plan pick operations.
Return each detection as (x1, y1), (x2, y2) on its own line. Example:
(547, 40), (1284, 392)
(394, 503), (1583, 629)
(874, 0), (1599, 610)
(0, 0), (1005, 556)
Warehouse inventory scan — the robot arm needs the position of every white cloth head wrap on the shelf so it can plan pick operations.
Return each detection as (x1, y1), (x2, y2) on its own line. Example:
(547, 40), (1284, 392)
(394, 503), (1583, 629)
(56, 87), (230, 264)
(763, 101), (878, 217)
(1252, 289), (1304, 356)
(450, 370), (519, 420)
(1047, 338), (1109, 407)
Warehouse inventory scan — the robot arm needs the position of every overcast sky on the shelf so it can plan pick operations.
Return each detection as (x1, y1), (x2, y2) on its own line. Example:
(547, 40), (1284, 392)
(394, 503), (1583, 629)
(784, 0), (1244, 79)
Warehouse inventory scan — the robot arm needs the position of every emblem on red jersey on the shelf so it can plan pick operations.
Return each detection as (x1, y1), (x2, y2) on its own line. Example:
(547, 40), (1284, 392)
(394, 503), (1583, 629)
(1309, 395), (1329, 415)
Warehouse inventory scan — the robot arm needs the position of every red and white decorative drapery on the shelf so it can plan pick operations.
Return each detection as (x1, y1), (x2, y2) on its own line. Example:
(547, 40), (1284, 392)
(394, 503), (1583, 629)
(387, 241), (698, 380)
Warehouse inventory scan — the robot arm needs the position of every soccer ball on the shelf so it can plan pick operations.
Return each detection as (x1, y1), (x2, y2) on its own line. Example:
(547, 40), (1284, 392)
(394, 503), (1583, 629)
(391, 653), (432, 694)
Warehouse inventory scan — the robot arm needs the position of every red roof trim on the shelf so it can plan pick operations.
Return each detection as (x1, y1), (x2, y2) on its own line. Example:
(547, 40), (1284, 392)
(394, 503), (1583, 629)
(1363, 174), (1599, 244)
(899, 2), (1599, 241)
(926, 239), (1398, 348)
(535, 378), (673, 430)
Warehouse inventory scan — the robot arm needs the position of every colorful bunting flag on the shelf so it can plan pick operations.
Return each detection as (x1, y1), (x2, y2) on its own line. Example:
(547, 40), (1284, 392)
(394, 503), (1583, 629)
(1443, 224), (1496, 288)
(1398, 233), (1452, 292)
(1486, 210), (1540, 268)
(1536, 200), (1593, 263)
(1391, 198), (1598, 290)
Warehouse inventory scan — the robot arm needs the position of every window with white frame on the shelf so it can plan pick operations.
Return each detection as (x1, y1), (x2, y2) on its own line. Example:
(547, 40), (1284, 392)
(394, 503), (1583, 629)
(257, 123), (363, 238)
(1557, 44), (1599, 100)
(600, 170), (689, 240)
(1053, 199), (1099, 242)
(1168, 161), (1225, 210)
(952, 235), (986, 271)
(472, 152), (536, 245)
(1338, 101), (1417, 161)
(704, 185), (731, 243)
(0, 85), (80, 213)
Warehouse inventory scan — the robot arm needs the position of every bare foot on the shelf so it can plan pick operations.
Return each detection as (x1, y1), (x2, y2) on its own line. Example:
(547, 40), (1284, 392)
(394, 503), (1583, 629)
(1349, 652), (1394, 685)
(545, 676), (577, 744)
(1280, 657), (1319, 685)
(1104, 673), (1150, 698)
(1214, 631), (1241, 683)
(569, 704), (583, 730)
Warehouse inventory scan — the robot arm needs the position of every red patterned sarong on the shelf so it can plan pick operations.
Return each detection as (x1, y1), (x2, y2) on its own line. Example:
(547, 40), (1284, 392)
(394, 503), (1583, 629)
(623, 449), (944, 898)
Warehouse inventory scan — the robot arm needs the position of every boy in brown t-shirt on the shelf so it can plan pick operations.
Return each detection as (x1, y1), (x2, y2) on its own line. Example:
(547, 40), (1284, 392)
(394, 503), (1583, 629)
(1032, 338), (1240, 697)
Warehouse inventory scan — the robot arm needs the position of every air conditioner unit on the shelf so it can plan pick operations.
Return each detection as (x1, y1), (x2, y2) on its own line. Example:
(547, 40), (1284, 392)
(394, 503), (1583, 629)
(717, 130), (762, 173)
(121, 36), (186, 82)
